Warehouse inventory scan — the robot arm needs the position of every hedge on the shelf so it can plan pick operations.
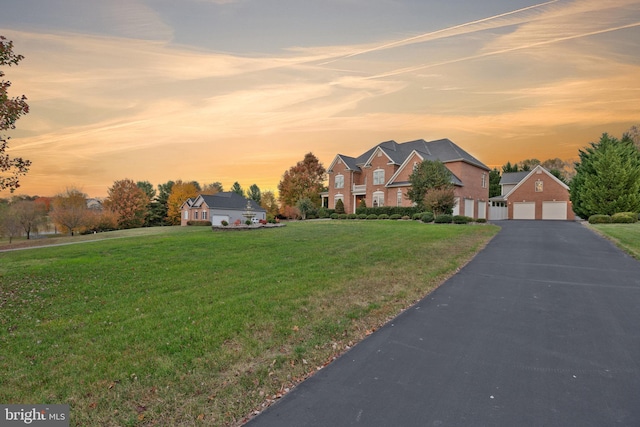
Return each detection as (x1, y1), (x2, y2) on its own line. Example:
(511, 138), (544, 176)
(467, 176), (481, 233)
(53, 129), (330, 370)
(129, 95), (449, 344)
(366, 214), (379, 220)
(434, 214), (453, 224)
(588, 214), (611, 224)
(453, 215), (473, 224)
(611, 212), (638, 223)
(390, 214), (402, 220)
(356, 206), (422, 217)
(187, 220), (212, 226)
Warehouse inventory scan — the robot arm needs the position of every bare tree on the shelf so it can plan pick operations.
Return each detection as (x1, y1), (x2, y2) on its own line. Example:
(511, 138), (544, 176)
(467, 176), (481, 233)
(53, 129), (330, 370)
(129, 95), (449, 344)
(12, 199), (46, 239)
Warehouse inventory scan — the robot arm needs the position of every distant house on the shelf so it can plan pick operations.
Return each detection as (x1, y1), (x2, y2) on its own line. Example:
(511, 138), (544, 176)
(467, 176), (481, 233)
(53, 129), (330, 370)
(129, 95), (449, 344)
(489, 165), (574, 220)
(180, 192), (266, 226)
(325, 138), (490, 218)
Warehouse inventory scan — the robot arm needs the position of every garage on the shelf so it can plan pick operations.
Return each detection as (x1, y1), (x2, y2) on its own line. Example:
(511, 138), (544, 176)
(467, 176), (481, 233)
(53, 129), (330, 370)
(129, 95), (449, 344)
(211, 215), (229, 226)
(513, 202), (535, 220)
(542, 201), (567, 220)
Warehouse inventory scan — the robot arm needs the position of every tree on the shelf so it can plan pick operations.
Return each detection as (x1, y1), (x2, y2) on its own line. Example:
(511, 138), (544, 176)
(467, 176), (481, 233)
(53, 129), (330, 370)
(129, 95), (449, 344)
(627, 124), (640, 149)
(149, 180), (174, 226)
(201, 182), (223, 195)
(570, 133), (640, 218)
(518, 159), (539, 171)
(104, 179), (150, 229)
(166, 180), (199, 225)
(406, 160), (453, 211)
(334, 198), (345, 214)
(247, 184), (261, 204)
(230, 181), (244, 197)
(424, 187), (456, 217)
(489, 168), (501, 198)
(278, 152), (326, 209)
(12, 199), (46, 239)
(50, 188), (90, 236)
(502, 161), (519, 173)
(136, 181), (156, 227)
(260, 190), (279, 218)
(296, 197), (314, 220)
(1, 36), (30, 192)
(0, 203), (22, 243)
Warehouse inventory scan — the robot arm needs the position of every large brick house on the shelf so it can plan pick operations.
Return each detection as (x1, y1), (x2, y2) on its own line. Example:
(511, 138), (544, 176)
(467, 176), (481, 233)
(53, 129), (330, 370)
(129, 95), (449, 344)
(489, 165), (575, 220)
(325, 139), (491, 218)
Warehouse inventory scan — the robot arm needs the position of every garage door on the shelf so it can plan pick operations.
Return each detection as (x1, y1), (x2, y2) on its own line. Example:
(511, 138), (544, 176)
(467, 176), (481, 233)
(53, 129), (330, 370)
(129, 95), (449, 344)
(542, 201), (567, 220)
(513, 202), (535, 220)
(211, 215), (229, 226)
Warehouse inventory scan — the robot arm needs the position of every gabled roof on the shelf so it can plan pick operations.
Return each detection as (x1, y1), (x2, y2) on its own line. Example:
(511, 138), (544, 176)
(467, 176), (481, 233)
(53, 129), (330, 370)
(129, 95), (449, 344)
(493, 165), (569, 201)
(190, 192), (265, 212)
(499, 171), (530, 185)
(345, 138), (489, 173)
(327, 154), (359, 173)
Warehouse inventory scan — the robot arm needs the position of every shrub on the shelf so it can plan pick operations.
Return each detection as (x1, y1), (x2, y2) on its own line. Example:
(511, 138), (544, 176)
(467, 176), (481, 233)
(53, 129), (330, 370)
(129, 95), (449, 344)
(378, 214), (390, 220)
(347, 213), (358, 219)
(588, 214), (612, 224)
(390, 214), (402, 220)
(401, 216), (410, 220)
(307, 214), (316, 220)
(245, 220), (252, 225)
(412, 212), (426, 220)
(421, 212), (434, 223)
(366, 214), (378, 220)
(330, 213), (339, 219)
(434, 214), (452, 224)
(453, 215), (472, 224)
(357, 214), (368, 219)
(476, 218), (487, 223)
(187, 220), (212, 226)
(221, 220), (228, 226)
(338, 214), (348, 220)
(611, 212), (638, 223)
(356, 206), (422, 217)
(335, 199), (345, 214)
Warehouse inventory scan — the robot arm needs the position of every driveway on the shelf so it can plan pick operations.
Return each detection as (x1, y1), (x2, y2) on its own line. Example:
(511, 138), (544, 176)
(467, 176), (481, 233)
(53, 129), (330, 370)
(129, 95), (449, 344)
(246, 221), (640, 426)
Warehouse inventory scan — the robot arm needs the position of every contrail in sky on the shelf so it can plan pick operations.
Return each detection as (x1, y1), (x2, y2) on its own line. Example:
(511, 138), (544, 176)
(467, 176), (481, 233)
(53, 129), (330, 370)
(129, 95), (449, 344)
(364, 20), (640, 80)
(319, 0), (560, 65)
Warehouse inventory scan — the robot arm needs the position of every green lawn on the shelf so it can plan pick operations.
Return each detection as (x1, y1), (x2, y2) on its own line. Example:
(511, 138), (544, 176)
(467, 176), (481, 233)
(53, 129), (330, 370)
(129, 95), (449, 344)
(0, 221), (498, 426)
(589, 223), (640, 259)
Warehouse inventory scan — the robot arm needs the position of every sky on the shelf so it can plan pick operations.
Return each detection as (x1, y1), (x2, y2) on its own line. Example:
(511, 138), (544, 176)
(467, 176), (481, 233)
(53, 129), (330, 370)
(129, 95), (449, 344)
(1, 0), (639, 197)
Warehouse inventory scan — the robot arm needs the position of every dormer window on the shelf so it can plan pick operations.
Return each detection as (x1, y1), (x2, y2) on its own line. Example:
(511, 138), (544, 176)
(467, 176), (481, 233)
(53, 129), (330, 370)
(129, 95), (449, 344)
(373, 169), (385, 185)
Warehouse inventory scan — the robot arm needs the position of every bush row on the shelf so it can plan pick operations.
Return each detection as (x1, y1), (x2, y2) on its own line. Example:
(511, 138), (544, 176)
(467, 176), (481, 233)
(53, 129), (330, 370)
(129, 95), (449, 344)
(588, 212), (639, 224)
(186, 220), (213, 226)
(327, 213), (485, 224)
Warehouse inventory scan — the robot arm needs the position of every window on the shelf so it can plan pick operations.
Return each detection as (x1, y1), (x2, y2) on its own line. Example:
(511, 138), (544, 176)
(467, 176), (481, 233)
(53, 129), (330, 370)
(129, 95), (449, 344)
(335, 174), (344, 189)
(202, 211), (208, 220)
(373, 169), (385, 185)
(373, 191), (384, 207)
(184, 211), (189, 220)
(535, 180), (543, 192)
(194, 211), (198, 220)
(397, 189), (403, 207)
(481, 173), (487, 188)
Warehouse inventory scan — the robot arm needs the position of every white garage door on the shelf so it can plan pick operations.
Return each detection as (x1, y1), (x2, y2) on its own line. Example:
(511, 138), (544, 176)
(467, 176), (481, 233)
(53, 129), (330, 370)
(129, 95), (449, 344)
(513, 202), (535, 220)
(211, 215), (229, 226)
(464, 199), (475, 218)
(542, 201), (567, 220)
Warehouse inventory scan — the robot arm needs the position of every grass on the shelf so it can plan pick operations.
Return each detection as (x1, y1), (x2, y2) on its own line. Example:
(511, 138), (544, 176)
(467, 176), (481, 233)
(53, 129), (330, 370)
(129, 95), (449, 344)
(0, 221), (498, 426)
(589, 222), (640, 259)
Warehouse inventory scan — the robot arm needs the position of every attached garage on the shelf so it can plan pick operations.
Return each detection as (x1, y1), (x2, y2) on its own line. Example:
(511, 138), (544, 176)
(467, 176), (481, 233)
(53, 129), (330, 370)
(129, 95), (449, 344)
(542, 201), (567, 220)
(211, 215), (230, 226)
(513, 202), (535, 220)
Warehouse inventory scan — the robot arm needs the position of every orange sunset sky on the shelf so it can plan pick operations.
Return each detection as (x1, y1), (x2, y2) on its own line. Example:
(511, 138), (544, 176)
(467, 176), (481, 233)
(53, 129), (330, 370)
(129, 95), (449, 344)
(1, 0), (639, 198)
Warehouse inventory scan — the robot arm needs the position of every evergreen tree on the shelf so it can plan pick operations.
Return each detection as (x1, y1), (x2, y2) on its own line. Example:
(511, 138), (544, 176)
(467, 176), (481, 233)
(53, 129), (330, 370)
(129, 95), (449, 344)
(231, 182), (244, 197)
(406, 160), (453, 211)
(570, 133), (640, 218)
(489, 168), (501, 198)
(247, 184), (261, 203)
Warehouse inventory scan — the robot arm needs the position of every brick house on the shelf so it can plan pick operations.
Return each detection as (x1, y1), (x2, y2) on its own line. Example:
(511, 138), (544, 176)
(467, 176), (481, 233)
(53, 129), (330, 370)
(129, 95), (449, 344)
(325, 139), (491, 218)
(489, 165), (575, 220)
(180, 192), (266, 226)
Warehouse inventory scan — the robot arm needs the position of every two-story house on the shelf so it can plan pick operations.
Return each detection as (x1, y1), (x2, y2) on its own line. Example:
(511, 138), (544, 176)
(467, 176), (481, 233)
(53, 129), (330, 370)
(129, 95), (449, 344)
(326, 139), (490, 219)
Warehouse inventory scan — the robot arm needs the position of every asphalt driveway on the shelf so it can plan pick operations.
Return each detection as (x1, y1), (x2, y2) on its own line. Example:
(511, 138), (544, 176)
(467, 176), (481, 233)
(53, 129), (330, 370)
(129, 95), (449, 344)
(246, 221), (640, 427)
